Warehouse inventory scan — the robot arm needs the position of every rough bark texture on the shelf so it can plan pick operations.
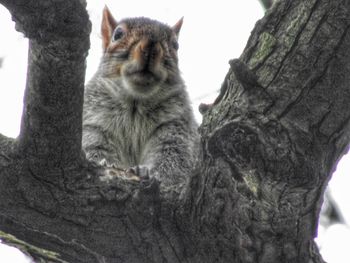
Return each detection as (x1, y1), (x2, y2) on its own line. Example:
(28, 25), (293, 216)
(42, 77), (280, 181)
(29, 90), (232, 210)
(0, 0), (349, 262)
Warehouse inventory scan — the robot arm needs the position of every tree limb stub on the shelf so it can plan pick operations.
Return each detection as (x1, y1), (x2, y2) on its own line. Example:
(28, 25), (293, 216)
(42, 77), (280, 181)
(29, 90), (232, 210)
(0, 0), (349, 262)
(259, 0), (275, 11)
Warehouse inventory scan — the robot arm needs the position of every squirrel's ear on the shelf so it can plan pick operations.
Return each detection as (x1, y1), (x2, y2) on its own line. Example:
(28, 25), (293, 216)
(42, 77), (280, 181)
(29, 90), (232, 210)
(172, 17), (183, 37)
(101, 5), (118, 50)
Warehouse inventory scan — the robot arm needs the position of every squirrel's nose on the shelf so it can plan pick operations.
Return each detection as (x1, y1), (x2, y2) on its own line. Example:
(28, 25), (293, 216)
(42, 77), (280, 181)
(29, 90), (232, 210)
(139, 38), (153, 54)
(135, 38), (162, 67)
(139, 38), (160, 58)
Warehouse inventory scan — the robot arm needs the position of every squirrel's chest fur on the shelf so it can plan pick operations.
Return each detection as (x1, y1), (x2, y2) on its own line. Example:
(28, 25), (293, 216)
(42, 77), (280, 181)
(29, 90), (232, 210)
(108, 100), (155, 166)
(83, 77), (182, 167)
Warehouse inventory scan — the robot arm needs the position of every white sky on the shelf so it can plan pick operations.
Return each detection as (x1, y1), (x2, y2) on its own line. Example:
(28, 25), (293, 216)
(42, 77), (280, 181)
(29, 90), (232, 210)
(0, 1), (349, 262)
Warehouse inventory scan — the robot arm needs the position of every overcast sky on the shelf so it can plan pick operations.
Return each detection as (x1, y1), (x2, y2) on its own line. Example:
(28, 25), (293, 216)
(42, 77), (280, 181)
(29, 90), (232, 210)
(0, 1), (349, 262)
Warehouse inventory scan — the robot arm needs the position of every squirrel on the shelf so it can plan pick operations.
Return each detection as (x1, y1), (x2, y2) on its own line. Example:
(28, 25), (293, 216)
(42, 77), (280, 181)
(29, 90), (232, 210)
(82, 7), (199, 185)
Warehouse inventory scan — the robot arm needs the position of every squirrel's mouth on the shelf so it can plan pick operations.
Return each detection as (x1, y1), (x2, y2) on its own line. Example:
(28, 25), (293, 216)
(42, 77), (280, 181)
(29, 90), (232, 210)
(127, 70), (158, 86)
(122, 63), (167, 92)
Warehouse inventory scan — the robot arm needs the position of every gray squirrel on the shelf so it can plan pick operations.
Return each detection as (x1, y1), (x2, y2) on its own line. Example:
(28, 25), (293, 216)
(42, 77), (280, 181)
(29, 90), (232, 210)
(82, 7), (199, 184)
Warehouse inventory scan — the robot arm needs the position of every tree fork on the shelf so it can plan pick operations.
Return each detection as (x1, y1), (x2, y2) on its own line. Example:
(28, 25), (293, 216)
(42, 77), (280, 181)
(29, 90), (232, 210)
(0, 0), (349, 262)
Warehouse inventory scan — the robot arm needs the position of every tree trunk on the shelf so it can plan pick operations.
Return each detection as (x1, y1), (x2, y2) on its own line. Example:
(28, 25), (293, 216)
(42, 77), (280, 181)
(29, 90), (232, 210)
(0, 0), (349, 262)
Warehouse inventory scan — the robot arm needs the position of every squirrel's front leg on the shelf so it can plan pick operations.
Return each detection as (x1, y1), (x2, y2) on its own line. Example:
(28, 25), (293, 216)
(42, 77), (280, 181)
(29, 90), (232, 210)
(85, 149), (119, 168)
(82, 126), (120, 168)
(132, 123), (198, 185)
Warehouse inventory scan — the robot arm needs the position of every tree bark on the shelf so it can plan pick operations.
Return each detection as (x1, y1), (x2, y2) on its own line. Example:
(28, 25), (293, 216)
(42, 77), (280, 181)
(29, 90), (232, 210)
(0, 0), (349, 262)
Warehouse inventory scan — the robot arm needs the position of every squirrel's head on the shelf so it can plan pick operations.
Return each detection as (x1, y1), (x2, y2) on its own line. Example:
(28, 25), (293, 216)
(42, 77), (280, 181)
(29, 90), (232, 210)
(100, 6), (183, 98)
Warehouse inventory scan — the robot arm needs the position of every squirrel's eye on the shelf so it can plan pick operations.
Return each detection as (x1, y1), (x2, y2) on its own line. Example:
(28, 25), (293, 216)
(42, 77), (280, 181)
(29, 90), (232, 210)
(112, 26), (124, 42)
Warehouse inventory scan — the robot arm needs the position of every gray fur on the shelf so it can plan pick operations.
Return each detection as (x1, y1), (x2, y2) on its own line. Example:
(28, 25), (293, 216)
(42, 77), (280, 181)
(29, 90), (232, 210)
(82, 19), (199, 184)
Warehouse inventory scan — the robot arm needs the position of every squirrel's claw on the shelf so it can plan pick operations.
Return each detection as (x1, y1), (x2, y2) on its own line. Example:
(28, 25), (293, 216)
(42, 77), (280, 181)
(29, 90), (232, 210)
(126, 165), (150, 179)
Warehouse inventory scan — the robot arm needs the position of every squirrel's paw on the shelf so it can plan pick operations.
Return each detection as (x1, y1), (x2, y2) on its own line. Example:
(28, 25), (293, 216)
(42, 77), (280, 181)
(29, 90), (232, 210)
(99, 158), (119, 168)
(126, 165), (150, 179)
(86, 152), (119, 168)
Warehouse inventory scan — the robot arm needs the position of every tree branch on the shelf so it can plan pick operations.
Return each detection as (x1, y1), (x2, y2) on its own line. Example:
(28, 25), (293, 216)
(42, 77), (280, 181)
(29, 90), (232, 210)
(0, 0), (349, 262)
(197, 0), (350, 261)
(0, 0), (91, 175)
